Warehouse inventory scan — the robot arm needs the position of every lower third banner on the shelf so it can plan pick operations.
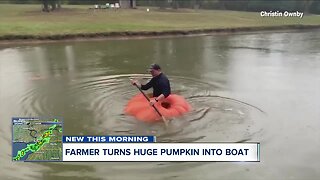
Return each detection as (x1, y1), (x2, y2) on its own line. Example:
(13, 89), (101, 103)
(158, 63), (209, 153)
(63, 143), (260, 162)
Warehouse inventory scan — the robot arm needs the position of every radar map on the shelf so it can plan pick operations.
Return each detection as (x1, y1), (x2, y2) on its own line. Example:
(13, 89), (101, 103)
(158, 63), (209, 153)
(12, 117), (63, 161)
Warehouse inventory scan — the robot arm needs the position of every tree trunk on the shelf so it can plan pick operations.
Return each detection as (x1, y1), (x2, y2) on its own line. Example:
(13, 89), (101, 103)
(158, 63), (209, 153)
(193, 0), (200, 9)
(304, 0), (313, 13)
(172, 0), (179, 9)
(57, 0), (61, 9)
(218, 0), (226, 10)
(42, 0), (49, 12)
(50, 1), (57, 11)
(157, 0), (167, 9)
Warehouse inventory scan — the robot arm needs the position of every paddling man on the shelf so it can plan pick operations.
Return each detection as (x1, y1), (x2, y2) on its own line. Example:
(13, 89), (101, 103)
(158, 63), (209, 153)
(131, 64), (171, 106)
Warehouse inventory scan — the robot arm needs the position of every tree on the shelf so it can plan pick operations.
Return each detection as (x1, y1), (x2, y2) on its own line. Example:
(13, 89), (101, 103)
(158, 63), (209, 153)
(57, 0), (61, 9)
(42, 0), (61, 12)
(42, 0), (49, 12)
(156, 0), (167, 9)
(309, 0), (320, 14)
(303, 0), (313, 13)
(172, 0), (179, 9)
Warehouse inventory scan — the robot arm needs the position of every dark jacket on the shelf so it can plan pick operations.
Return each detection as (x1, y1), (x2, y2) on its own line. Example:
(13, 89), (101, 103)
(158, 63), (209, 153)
(141, 73), (171, 98)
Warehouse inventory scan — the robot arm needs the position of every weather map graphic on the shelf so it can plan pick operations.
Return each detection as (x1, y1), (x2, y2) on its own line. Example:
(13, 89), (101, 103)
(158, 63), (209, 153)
(12, 117), (63, 161)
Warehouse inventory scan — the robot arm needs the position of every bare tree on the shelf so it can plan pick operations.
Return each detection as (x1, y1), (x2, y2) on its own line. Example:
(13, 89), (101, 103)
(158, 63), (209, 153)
(42, 0), (61, 12)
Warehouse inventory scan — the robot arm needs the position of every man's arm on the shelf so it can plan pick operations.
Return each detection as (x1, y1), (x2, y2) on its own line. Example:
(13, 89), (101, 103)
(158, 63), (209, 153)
(140, 80), (153, 90)
(131, 79), (153, 90)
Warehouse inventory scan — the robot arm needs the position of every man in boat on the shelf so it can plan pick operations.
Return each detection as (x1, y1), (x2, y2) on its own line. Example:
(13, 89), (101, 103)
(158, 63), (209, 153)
(131, 63), (171, 106)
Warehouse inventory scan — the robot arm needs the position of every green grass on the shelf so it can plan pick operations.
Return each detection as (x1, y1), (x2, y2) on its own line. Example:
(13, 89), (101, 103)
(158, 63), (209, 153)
(0, 4), (320, 37)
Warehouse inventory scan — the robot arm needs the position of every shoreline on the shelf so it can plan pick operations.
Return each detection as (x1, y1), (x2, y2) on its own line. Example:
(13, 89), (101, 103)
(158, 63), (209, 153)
(1, 25), (320, 45)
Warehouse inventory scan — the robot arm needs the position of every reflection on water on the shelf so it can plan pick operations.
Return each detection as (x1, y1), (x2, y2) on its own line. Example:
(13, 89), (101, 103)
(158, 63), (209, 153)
(0, 30), (320, 179)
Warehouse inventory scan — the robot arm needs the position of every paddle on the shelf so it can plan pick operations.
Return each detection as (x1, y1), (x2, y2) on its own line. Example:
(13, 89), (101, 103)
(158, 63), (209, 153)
(132, 82), (169, 127)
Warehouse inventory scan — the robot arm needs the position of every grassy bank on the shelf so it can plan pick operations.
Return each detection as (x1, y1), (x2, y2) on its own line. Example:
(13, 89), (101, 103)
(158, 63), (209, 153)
(0, 4), (320, 41)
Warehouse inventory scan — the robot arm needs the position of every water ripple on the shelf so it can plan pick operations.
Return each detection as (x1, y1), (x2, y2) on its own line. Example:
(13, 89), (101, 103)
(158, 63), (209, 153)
(64, 73), (265, 143)
(6, 73), (267, 180)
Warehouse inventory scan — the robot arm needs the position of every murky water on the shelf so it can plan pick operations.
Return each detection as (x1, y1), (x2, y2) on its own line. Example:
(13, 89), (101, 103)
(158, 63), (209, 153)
(0, 30), (319, 180)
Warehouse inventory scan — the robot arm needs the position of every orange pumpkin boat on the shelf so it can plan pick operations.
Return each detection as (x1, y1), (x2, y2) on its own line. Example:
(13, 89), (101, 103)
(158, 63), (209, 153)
(124, 93), (192, 122)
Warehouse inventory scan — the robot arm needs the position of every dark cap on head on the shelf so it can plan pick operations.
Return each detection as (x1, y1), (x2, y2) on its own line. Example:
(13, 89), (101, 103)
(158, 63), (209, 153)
(148, 63), (161, 71)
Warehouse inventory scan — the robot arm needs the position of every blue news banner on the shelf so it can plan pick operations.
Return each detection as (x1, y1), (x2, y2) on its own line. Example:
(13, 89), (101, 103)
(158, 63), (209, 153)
(62, 136), (260, 162)
(63, 135), (156, 143)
